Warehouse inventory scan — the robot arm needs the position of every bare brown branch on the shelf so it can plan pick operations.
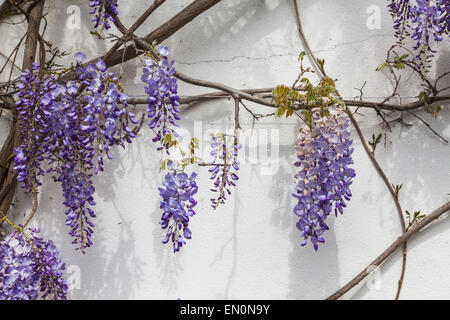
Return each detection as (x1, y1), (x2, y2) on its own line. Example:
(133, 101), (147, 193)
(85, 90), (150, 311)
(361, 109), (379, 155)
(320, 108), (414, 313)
(327, 201), (450, 300)
(61, 0), (223, 82)
(0, 0), (45, 222)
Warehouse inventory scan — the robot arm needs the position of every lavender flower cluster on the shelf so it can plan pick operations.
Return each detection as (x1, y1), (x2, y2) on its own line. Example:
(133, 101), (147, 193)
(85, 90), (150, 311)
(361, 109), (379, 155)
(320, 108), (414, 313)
(388, 0), (449, 72)
(0, 228), (68, 300)
(14, 63), (54, 193)
(388, 0), (412, 43)
(158, 162), (198, 252)
(141, 47), (181, 153)
(13, 53), (137, 251)
(209, 135), (241, 209)
(292, 106), (355, 250)
(89, 0), (119, 29)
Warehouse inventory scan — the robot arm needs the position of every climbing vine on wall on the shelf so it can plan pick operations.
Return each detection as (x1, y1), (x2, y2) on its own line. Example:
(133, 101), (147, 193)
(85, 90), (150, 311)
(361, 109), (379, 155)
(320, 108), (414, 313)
(0, 0), (449, 300)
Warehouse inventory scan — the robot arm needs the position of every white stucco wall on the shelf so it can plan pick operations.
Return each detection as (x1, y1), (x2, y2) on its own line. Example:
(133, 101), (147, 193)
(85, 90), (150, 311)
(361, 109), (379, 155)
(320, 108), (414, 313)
(1, 0), (449, 299)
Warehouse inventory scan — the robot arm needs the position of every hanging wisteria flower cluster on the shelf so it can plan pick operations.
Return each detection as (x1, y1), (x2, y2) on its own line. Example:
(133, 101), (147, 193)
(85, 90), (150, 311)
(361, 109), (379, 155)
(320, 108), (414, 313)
(388, 0), (412, 43)
(208, 134), (241, 209)
(0, 222), (68, 300)
(142, 47), (181, 153)
(292, 106), (355, 250)
(158, 161), (199, 252)
(388, 0), (450, 72)
(13, 53), (137, 251)
(89, 0), (119, 30)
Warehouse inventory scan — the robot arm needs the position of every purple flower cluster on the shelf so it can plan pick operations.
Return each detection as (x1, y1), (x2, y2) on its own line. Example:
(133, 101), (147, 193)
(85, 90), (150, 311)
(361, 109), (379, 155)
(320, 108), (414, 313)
(209, 135), (241, 209)
(388, 0), (449, 72)
(0, 227), (68, 300)
(89, 0), (118, 29)
(14, 63), (55, 193)
(141, 47), (181, 153)
(388, 0), (412, 43)
(158, 162), (198, 252)
(13, 53), (137, 251)
(410, 0), (448, 71)
(292, 106), (355, 251)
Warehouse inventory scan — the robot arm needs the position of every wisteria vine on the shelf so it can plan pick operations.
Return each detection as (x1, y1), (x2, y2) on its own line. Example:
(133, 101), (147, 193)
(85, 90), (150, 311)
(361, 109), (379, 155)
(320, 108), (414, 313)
(1, 0), (449, 301)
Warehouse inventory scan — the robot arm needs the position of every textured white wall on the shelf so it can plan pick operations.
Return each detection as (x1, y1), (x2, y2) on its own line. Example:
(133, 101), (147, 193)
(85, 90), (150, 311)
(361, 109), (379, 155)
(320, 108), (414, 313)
(1, 0), (449, 299)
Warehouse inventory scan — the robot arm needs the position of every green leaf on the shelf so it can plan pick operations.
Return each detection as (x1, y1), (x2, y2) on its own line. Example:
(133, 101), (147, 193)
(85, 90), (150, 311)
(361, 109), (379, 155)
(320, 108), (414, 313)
(298, 51), (306, 62)
(376, 63), (387, 71)
(286, 109), (294, 118)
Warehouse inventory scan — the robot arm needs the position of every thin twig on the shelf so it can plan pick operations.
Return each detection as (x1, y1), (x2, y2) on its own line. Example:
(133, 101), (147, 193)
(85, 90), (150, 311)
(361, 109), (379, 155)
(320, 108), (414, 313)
(22, 190), (38, 227)
(103, 0), (166, 61)
(233, 96), (241, 145)
(407, 111), (448, 144)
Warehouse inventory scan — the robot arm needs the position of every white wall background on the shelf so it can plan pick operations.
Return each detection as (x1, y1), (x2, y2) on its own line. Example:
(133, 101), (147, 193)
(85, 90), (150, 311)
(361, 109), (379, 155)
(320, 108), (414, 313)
(0, 0), (449, 299)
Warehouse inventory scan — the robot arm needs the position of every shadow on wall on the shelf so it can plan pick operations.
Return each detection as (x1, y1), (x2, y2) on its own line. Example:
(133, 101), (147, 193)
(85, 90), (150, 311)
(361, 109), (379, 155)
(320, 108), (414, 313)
(158, 0), (300, 90)
(277, 146), (340, 299)
(435, 48), (450, 99)
(78, 136), (155, 299)
(334, 48), (450, 300)
(45, 0), (108, 66)
(167, 0), (297, 57)
(150, 193), (183, 296)
(380, 46), (450, 211)
(161, 105), (237, 298)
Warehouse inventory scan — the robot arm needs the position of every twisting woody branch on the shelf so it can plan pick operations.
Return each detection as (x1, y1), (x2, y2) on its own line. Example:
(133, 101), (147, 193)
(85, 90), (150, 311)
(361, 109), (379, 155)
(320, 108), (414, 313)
(0, 0), (448, 300)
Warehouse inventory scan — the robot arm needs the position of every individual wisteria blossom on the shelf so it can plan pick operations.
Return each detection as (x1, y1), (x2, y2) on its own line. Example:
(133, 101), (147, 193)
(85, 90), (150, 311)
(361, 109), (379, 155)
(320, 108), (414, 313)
(0, 225), (68, 300)
(292, 106), (355, 251)
(89, 0), (119, 29)
(158, 161), (198, 253)
(141, 46), (181, 153)
(388, 0), (449, 73)
(208, 134), (241, 209)
(13, 53), (137, 251)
